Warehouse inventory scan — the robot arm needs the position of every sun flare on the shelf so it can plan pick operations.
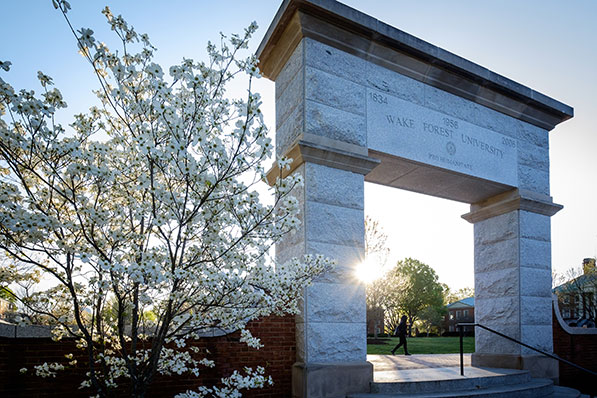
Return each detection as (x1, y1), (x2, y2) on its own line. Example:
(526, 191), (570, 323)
(355, 257), (386, 284)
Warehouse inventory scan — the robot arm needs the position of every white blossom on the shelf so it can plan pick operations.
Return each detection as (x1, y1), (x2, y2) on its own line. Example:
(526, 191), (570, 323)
(0, 4), (334, 397)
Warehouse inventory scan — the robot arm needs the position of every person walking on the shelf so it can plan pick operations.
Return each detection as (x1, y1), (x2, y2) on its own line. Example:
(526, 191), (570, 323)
(391, 315), (411, 355)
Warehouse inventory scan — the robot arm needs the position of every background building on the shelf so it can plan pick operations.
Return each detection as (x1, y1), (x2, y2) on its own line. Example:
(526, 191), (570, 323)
(554, 258), (596, 327)
(444, 297), (475, 333)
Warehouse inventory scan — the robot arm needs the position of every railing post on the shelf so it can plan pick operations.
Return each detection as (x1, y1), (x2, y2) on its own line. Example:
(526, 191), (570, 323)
(459, 324), (464, 376)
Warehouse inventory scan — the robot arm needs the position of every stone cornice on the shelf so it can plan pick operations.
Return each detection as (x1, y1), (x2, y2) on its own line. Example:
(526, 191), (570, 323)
(257, 0), (573, 130)
(266, 135), (380, 185)
(461, 189), (563, 223)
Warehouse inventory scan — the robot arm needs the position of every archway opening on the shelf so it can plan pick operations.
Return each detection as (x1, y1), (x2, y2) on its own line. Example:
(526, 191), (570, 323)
(363, 180), (475, 361)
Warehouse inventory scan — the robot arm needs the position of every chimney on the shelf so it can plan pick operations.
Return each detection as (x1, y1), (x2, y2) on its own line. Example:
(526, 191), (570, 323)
(583, 258), (596, 275)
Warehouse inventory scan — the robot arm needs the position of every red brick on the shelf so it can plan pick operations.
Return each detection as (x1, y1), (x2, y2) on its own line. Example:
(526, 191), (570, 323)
(0, 315), (296, 397)
(553, 307), (597, 396)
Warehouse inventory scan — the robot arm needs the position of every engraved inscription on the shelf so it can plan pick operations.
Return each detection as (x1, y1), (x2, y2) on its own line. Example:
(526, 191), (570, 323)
(428, 153), (473, 171)
(387, 115), (415, 129)
(460, 133), (504, 159)
(369, 92), (388, 104)
(423, 121), (454, 138)
(366, 88), (518, 186)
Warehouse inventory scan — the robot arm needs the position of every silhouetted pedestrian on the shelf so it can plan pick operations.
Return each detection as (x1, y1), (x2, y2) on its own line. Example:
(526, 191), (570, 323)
(391, 315), (411, 355)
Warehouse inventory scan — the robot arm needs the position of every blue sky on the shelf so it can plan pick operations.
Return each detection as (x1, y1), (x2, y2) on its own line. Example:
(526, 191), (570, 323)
(2, 1), (596, 290)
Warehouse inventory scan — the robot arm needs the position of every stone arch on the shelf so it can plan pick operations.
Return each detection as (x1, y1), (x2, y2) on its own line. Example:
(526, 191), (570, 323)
(258, 1), (572, 397)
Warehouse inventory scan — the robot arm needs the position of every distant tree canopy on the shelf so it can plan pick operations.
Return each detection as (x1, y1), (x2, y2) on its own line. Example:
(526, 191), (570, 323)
(365, 257), (446, 335)
(443, 286), (475, 305)
(392, 258), (445, 334)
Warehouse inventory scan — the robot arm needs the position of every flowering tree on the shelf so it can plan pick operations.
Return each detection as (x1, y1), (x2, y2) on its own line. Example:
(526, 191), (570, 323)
(364, 216), (390, 337)
(0, 2), (332, 397)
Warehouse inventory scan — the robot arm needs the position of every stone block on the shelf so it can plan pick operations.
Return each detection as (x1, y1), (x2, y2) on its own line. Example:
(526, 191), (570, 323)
(518, 164), (550, 195)
(520, 238), (551, 270)
(366, 61), (424, 105)
(520, 296), (553, 326)
(474, 211), (518, 246)
(0, 323), (15, 338)
(302, 282), (365, 323)
(305, 201), (364, 247)
(520, 267), (552, 297)
(469, 103), (519, 139)
(16, 325), (52, 338)
(276, 66), (304, 130)
(521, 325), (553, 355)
(367, 88), (518, 187)
(475, 267), (519, 299)
(475, 323), (520, 355)
(305, 321), (366, 362)
(517, 120), (549, 149)
(275, 163), (305, 252)
(276, 40), (304, 100)
(304, 38), (369, 86)
(424, 83), (521, 139)
(276, 225), (305, 256)
(474, 238), (518, 273)
(305, 67), (365, 115)
(276, 240), (306, 266)
(306, 240), (364, 283)
(292, 361), (373, 398)
(471, 353), (523, 370)
(305, 163), (364, 210)
(296, 320), (306, 362)
(519, 211), (551, 242)
(423, 85), (478, 124)
(520, 356), (558, 380)
(475, 296), (520, 325)
(518, 141), (549, 171)
(288, 162), (306, 199)
(305, 100), (366, 147)
(276, 103), (304, 156)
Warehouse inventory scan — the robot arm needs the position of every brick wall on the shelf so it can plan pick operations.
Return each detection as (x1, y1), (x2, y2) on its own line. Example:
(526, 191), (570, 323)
(552, 298), (597, 396)
(0, 315), (296, 398)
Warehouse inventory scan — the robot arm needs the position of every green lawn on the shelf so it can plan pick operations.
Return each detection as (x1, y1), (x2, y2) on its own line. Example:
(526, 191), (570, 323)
(367, 336), (475, 355)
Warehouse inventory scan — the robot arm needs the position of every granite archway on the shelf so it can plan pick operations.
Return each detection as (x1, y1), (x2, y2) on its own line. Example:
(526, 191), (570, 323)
(259, 1), (573, 397)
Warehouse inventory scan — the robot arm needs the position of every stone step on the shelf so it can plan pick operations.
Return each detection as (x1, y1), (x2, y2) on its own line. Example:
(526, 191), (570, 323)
(347, 378), (553, 398)
(552, 386), (583, 398)
(371, 368), (531, 394)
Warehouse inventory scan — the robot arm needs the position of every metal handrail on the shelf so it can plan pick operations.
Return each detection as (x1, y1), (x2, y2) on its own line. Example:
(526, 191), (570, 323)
(456, 322), (597, 378)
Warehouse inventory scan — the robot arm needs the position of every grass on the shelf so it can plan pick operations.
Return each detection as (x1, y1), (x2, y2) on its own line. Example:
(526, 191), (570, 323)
(367, 336), (475, 355)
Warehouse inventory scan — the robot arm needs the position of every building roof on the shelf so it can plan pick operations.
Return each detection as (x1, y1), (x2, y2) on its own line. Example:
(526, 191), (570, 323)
(447, 297), (475, 309)
(553, 273), (597, 294)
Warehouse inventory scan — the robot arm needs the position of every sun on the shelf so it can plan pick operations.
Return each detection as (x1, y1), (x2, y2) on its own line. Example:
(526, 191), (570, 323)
(355, 257), (386, 284)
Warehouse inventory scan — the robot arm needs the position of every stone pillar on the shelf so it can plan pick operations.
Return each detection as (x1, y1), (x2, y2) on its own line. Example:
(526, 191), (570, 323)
(266, 36), (379, 398)
(463, 189), (562, 380)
